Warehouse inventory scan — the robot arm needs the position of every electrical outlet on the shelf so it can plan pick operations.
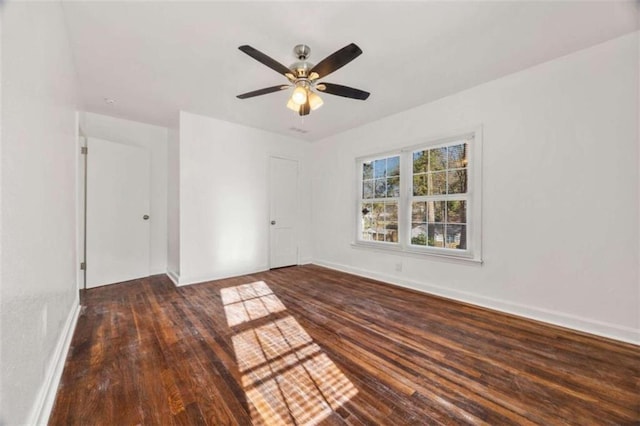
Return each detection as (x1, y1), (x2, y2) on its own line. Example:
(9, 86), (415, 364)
(395, 262), (403, 272)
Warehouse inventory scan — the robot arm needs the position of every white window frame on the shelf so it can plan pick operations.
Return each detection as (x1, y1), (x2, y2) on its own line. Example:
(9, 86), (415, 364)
(354, 127), (482, 263)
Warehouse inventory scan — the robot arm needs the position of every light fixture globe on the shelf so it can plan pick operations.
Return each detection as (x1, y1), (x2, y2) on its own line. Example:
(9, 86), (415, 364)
(308, 91), (323, 110)
(291, 84), (308, 105)
(286, 98), (300, 112)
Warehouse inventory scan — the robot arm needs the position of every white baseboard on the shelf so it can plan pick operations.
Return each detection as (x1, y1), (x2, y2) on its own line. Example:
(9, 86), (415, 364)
(299, 256), (313, 265)
(27, 297), (81, 425)
(313, 259), (640, 346)
(171, 260), (312, 287)
(166, 269), (180, 286)
(177, 265), (269, 286)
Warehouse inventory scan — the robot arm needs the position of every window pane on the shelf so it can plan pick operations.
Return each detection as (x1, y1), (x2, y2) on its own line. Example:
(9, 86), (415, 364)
(427, 200), (445, 222)
(384, 203), (398, 242)
(413, 174), (427, 196)
(428, 224), (445, 247)
(448, 143), (467, 169)
(385, 230), (398, 242)
(427, 171), (446, 195)
(374, 159), (386, 178)
(386, 176), (399, 197)
(372, 202), (385, 215)
(385, 202), (398, 221)
(374, 178), (386, 198)
(413, 151), (427, 174)
(448, 169), (467, 194)
(412, 202), (426, 222)
(428, 148), (447, 171)
(363, 161), (373, 180)
(362, 180), (374, 199)
(387, 156), (400, 177)
(446, 200), (466, 223)
(411, 223), (427, 246)
(446, 224), (466, 250)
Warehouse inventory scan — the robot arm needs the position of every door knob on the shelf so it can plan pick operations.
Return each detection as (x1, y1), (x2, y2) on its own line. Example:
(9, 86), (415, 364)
(143, 215), (150, 220)
(271, 220), (276, 225)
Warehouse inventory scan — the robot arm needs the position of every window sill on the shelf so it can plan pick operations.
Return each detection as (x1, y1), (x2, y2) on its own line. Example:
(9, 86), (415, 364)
(350, 241), (483, 265)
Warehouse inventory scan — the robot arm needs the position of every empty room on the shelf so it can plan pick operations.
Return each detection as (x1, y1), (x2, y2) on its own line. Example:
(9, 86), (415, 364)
(1, 1), (639, 425)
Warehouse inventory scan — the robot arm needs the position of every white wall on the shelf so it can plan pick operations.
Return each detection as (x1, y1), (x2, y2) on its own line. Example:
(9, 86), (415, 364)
(311, 33), (640, 344)
(0, 2), (79, 424)
(637, 28), (640, 342)
(81, 112), (168, 275)
(167, 126), (180, 280)
(178, 111), (311, 285)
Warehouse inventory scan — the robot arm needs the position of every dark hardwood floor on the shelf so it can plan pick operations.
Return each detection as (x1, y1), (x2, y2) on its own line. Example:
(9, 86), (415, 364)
(49, 265), (640, 425)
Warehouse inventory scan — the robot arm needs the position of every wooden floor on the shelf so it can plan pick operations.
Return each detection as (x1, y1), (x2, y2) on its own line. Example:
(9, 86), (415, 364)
(50, 265), (639, 425)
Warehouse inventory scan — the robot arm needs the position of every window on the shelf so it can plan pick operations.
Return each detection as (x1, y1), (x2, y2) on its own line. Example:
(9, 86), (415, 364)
(356, 129), (482, 262)
(359, 155), (400, 243)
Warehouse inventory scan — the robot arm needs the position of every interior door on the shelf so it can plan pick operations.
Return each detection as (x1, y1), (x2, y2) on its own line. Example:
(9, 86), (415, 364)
(86, 137), (150, 288)
(269, 156), (299, 269)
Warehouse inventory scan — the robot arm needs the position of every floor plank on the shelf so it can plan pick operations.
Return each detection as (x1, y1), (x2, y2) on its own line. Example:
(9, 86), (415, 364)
(49, 265), (640, 425)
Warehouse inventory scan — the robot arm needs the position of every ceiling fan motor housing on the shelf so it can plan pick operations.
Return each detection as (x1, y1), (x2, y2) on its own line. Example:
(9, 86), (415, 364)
(291, 61), (313, 79)
(289, 44), (313, 79)
(291, 45), (313, 78)
(293, 44), (311, 60)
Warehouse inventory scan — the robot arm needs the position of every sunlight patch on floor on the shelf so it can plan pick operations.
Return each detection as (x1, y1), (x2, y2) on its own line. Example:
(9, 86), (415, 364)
(221, 281), (286, 327)
(222, 281), (358, 425)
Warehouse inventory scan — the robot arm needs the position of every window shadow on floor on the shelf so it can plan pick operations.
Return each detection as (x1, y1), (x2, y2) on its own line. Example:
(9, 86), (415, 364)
(221, 281), (358, 425)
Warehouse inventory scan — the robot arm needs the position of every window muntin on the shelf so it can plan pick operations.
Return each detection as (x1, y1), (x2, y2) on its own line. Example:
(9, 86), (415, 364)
(410, 142), (468, 251)
(360, 155), (400, 243)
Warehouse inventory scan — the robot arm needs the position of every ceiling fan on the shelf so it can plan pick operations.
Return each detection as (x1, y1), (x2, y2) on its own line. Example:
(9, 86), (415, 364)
(236, 43), (370, 116)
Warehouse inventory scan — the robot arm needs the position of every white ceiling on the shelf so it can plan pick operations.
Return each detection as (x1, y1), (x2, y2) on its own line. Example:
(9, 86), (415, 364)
(62, 1), (638, 141)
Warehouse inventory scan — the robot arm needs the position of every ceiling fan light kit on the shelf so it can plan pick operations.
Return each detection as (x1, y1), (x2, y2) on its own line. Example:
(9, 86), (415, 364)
(237, 43), (370, 117)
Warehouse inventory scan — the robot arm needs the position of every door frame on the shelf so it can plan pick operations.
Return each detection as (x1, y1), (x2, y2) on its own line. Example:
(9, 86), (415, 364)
(267, 154), (300, 269)
(76, 119), (87, 295)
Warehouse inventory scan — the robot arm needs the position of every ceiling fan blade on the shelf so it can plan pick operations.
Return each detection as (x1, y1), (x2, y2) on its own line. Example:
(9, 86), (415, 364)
(237, 85), (289, 99)
(316, 83), (370, 100)
(299, 98), (310, 116)
(238, 45), (294, 79)
(309, 43), (362, 80)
